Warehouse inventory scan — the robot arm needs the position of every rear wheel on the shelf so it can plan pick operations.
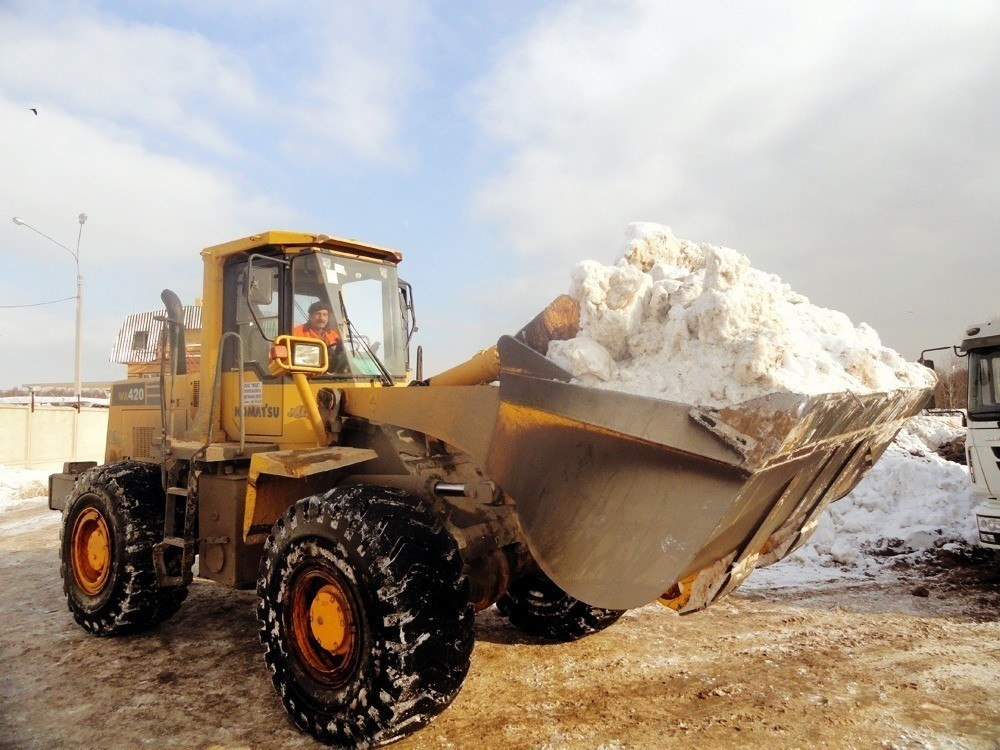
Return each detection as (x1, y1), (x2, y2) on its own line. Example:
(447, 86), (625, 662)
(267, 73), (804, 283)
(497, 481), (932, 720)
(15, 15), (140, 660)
(497, 570), (625, 642)
(258, 486), (474, 747)
(60, 461), (188, 635)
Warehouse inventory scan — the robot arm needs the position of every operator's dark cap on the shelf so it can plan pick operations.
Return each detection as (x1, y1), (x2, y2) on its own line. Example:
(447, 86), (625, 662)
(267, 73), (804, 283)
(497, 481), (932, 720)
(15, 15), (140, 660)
(308, 300), (330, 314)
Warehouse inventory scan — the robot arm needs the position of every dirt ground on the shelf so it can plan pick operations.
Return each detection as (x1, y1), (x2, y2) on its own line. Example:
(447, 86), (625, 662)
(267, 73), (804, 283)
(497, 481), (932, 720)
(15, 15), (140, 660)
(2, 500), (998, 750)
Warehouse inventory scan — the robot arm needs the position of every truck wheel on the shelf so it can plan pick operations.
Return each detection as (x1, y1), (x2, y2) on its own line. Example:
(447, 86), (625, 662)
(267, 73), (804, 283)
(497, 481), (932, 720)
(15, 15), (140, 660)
(497, 570), (625, 641)
(60, 461), (188, 635)
(258, 486), (474, 748)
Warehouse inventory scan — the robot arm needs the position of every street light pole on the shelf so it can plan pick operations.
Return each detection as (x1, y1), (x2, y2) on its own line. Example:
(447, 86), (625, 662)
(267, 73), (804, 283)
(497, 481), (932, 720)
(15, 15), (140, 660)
(73, 214), (87, 409)
(12, 213), (88, 408)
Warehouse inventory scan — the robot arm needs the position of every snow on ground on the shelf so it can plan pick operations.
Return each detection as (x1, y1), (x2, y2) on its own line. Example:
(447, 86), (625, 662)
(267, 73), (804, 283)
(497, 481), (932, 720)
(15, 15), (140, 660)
(0, 396), (109, 407)
(904, 412), (966, 450)
(547, 223), (935, 408)
(0, 466), (48, 510)
(0, 465), (56, 536)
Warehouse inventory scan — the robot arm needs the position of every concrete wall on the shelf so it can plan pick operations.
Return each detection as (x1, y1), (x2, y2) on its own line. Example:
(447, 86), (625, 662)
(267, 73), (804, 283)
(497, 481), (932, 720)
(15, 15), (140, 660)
(0, 405), (108, 471)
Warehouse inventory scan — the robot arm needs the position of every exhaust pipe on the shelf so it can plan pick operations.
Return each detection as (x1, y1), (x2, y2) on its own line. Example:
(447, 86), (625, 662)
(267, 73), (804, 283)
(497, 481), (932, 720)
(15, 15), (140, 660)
(161, 289), (187, 375)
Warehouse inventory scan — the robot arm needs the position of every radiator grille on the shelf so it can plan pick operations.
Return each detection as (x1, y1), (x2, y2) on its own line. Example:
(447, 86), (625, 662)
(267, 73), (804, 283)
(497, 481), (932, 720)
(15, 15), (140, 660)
(132, 426), (155, 458)
(192, 380), (200, 408)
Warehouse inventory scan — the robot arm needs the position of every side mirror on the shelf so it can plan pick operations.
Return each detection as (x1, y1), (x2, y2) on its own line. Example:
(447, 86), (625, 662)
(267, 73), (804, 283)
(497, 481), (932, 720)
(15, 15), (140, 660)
(398, 280), (417, 344)
(248, 267), (274, 305)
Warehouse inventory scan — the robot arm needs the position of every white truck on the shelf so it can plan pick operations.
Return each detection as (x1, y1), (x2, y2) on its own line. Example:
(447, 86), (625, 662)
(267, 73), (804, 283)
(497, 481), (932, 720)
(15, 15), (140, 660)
(963, 321), (1000, 549)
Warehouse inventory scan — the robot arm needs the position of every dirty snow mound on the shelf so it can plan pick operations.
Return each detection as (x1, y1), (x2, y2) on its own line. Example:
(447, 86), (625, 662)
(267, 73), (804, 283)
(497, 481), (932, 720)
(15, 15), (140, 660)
(0, 465), (48, 512)
(903, 413), (966, 452)
(547, 223), (935, 407)
(746, 415), (975, 587)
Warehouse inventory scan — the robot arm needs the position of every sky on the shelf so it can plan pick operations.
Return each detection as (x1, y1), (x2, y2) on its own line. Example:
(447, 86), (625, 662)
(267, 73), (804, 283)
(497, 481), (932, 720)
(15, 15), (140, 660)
(1, 0), (997, 388)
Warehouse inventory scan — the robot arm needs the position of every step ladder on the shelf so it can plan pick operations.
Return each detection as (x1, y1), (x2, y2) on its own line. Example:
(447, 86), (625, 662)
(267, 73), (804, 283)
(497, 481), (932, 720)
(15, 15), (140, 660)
(153, 477), (197, 587)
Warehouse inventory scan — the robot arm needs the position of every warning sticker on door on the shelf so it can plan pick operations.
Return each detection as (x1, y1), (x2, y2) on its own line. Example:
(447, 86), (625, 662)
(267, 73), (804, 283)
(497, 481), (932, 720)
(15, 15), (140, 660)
(242, 380), (263, 406)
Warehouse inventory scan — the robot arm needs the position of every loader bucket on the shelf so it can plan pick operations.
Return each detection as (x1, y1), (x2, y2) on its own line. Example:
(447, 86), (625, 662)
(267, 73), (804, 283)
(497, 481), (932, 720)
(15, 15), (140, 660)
(484, 337), (933, 612)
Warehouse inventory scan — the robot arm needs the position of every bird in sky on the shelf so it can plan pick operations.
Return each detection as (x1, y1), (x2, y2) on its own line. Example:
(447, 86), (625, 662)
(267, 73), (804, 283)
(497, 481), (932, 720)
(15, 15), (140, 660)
(29, 108), (37, 115)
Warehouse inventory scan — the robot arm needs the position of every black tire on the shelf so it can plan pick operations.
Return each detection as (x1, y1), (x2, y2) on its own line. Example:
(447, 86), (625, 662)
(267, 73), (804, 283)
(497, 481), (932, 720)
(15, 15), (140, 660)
(257, 486), (474, 748)
(496, 570), (625, 642)
(60, 461), (188, 636)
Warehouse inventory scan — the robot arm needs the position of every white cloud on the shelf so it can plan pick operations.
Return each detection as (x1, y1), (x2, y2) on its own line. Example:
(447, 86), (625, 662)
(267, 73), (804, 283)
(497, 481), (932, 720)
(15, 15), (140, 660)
(0, 2), (432, 386)
(0, 4), (427, 166)
(0, 96), (299, 384)
(0, 9), (260, 157)
(0, 98), (295, 262)
(280, 2), (429, 165)
(469, 0), (1000, 356)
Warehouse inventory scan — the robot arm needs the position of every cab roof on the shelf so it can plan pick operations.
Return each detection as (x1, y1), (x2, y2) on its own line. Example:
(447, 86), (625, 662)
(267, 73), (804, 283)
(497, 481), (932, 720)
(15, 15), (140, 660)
(201, 230), (403, 264)
(962, 321), (1000, 352)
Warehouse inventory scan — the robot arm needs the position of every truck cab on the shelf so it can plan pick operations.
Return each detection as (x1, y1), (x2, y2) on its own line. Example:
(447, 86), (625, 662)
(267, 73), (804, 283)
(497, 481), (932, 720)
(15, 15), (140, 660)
(963, 321), (1000, 548)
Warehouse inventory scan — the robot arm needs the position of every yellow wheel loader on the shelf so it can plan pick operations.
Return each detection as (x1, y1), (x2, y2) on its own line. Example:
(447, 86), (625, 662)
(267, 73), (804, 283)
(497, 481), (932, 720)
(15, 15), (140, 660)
(49, 231), (933, 747)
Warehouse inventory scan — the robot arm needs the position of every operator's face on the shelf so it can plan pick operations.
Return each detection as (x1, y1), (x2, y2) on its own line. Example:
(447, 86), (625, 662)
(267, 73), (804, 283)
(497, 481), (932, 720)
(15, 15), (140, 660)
(309, 308), (329, 331)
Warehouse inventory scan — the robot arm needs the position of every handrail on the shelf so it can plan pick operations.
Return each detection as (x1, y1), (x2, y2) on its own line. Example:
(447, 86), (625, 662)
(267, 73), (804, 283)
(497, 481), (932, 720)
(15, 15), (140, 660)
(205, 332), (246, 456)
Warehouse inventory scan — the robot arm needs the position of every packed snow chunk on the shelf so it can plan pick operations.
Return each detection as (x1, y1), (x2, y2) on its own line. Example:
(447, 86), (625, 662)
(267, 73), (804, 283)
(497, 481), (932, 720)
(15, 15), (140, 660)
(548, 337), (615, 384)
(551, 223), (936, 408)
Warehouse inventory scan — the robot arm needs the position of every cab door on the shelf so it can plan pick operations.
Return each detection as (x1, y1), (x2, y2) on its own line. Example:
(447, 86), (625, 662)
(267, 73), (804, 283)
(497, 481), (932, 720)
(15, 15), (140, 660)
(220, 256), (285, 438)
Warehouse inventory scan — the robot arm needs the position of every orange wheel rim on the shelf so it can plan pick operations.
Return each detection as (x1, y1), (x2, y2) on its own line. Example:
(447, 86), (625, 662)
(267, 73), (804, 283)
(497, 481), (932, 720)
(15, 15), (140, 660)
(287, 563), (361, 688)
(71, 506), (112, 596)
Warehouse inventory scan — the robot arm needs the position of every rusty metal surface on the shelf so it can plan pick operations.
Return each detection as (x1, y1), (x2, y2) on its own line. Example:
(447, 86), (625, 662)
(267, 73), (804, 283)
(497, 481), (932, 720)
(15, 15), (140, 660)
(242, 446), (378, 539)
(248, 446), (377, 479)
(512, 294), (581, 354)
(486, 380), (749, 609)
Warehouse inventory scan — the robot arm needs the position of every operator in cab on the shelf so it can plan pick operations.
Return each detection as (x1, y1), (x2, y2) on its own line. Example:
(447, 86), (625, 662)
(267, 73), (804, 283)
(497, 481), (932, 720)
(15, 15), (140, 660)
(294, 300), (348, 372)
(294, 300), (340, 345)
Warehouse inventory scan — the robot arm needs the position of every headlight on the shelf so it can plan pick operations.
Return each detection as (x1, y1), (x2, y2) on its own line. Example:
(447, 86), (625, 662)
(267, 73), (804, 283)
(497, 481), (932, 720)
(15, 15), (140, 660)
(978, 515), (1000, 533)
(293, 342), (323, 368)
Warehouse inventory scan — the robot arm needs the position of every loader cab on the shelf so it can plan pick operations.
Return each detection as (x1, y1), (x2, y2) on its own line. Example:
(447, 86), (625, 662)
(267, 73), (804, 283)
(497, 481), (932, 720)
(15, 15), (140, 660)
(223, 246), (413, 384)
(211, 233), (415, 444)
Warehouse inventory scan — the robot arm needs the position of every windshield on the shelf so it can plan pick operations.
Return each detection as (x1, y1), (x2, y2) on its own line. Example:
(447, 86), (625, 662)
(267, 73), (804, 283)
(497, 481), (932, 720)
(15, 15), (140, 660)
(291, 251), (406, 379)
(969, 347), (1000, 417)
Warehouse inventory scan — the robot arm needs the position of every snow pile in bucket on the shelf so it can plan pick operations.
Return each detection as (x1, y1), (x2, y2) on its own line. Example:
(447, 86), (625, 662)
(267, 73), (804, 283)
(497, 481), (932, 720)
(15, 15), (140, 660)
(547, 223), (935, 408)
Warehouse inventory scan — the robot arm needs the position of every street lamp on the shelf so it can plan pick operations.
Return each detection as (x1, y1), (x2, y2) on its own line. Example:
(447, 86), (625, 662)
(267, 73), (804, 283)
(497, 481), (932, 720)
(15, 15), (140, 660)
(12, 213), (88, 409)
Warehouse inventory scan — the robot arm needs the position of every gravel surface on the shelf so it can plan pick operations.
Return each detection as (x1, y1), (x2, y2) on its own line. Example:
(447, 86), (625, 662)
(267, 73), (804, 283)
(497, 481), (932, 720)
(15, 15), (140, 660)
(2, 498), (998, 750)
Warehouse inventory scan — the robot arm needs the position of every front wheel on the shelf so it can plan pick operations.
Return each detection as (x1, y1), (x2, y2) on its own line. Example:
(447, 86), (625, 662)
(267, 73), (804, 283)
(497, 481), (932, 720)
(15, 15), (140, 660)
(257, 486), (474, 747)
